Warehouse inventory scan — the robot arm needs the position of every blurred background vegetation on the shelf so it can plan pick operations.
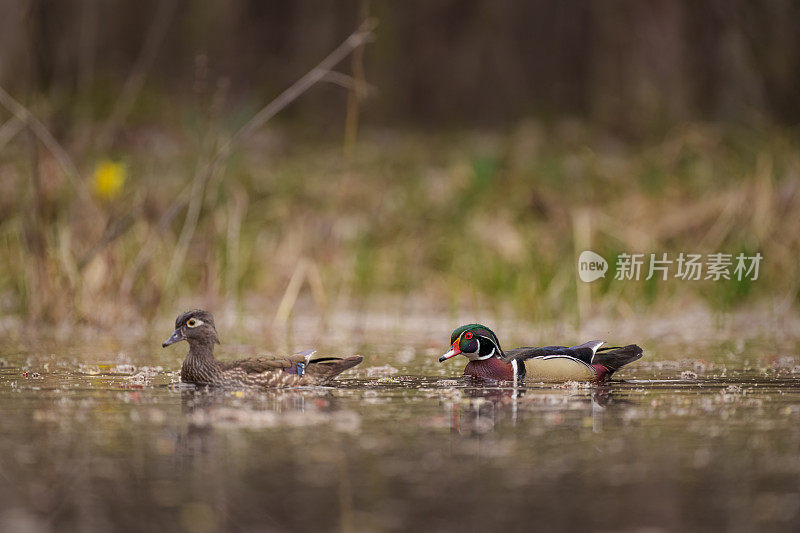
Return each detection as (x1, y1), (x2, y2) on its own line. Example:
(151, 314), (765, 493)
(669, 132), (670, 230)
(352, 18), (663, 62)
(0, 0), (799, 331)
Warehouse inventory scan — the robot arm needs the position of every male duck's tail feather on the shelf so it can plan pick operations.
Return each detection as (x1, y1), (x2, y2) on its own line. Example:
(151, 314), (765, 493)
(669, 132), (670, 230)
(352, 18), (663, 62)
(592, 345), (643, 373)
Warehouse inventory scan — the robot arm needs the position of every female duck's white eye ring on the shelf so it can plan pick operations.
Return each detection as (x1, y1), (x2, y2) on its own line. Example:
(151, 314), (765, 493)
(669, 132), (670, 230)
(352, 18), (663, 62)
(187, 318), (204, 328)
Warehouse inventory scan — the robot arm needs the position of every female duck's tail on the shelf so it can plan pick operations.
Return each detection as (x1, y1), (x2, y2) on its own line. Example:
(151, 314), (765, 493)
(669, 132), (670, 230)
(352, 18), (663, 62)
(305, 355), (364, 383)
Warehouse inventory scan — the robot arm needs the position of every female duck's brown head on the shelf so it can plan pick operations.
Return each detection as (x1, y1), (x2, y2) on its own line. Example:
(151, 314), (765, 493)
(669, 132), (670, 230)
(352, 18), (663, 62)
(162, 309), (220, 348)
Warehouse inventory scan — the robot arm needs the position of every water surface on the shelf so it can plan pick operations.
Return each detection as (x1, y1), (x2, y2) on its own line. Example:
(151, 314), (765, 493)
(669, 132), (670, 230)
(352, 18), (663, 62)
(2, 344), (800, 532)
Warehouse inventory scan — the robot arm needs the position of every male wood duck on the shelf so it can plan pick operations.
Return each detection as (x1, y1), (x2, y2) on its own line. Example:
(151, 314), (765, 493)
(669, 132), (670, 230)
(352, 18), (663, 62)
(439, 324), (643, 383)
(162, 310), (363, 388)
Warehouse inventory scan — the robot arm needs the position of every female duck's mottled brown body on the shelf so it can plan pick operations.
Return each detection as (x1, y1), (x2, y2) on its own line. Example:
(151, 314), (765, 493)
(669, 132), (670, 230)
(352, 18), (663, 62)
(164, 310), (362, 388)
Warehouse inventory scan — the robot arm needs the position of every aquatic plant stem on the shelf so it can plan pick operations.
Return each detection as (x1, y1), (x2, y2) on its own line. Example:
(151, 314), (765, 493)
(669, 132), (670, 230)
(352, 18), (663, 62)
(163, 19), (377, 291)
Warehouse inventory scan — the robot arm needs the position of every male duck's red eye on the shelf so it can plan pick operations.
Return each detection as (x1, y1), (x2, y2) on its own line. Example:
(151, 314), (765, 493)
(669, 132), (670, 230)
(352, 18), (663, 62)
(463, 331), (473, 340)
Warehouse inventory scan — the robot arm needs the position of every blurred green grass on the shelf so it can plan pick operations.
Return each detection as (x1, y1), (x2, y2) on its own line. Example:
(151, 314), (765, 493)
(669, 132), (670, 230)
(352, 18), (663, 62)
(0, 113), (798, 326)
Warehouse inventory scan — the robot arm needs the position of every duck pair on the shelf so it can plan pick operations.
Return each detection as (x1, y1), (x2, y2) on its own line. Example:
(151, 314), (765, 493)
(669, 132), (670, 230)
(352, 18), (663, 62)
(162, 310), (643, 389)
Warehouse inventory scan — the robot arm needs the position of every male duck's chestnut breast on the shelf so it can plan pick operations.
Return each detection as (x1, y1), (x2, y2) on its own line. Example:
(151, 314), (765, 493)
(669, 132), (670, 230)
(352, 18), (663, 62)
(464, 357), (515, 380)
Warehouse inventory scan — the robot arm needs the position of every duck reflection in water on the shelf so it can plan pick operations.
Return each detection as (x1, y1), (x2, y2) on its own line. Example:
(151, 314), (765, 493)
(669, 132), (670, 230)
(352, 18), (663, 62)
(175, 385), (342, 458)
(448, 379), (616, 436)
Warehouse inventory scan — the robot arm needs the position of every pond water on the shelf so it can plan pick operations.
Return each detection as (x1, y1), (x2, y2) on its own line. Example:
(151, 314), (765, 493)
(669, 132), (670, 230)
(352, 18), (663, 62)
(2, 340), (800, 532)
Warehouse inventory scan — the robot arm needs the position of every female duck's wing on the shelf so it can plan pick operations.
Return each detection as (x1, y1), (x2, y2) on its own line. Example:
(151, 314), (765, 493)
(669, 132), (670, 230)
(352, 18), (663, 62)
(220, 349), (362, 382)
(220, 350), (314, 373)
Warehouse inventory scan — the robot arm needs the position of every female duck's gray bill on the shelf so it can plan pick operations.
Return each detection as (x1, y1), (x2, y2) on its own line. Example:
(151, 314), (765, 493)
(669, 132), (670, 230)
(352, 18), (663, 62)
(162, 329), (184, 347)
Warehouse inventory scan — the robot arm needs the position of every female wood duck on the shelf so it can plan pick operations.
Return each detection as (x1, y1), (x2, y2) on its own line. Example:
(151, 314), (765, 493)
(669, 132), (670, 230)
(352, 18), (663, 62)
(162, 310), (363, 388)
(439, 324), (642, 383)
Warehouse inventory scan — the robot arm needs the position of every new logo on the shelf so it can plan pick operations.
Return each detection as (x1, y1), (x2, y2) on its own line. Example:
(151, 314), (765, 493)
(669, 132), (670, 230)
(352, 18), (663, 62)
(578, 250), (608, 282)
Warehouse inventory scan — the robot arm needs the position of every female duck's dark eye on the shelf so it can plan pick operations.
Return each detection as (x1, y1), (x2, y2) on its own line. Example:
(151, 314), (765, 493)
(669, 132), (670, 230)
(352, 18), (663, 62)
(463, 331), (473, 340)
(187, 319), (197, 327)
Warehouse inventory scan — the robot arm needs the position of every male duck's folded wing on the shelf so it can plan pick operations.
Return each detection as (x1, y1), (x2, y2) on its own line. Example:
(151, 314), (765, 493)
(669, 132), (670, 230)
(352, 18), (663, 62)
(501, 340), (605, 365)
(501, 346), (568, 362)
(568, 340), (606, 363)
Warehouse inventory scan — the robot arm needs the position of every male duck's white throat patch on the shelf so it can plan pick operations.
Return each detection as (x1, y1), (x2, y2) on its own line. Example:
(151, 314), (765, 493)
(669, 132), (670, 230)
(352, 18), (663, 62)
(465, 338), (496, 360)
(473, 347), (495, 360)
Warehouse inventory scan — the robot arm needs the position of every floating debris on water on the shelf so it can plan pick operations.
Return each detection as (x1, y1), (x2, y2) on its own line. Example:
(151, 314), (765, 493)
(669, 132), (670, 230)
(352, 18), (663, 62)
(112, 364), (137, 375)
(78, 364), (102, 375)
(554, 380), (593, 391)
(365, 364), (400, 377)
(126, 372), (151, 385)
(186, 406), (362, 432)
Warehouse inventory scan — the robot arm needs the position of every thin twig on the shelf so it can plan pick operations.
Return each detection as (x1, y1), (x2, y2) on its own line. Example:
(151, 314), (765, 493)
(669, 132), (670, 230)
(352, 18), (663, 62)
(226, 18), (376, 152)
(164, 145), (223, 289)
(225, 187), (248, 300)
(95, 0), (179, 150)
(77, 213), (135, 270)
(0, 116), (25, 149)
(322, 71), (374, 96)
(344, 2), (371, 157)
(119, 186), (190, 295)
(273, 258), (328, 327)
(572, 209), (592, 325)
(163, 19), (377, 291)
(306, 260), (328, 311)
(0, 85), (88, 201)
(77, 0), (99, 96)
(274, 259), (308, 327)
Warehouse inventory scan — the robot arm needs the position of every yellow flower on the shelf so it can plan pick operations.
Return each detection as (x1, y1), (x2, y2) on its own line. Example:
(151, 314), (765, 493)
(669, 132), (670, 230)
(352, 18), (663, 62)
(92, 160), (126, 201)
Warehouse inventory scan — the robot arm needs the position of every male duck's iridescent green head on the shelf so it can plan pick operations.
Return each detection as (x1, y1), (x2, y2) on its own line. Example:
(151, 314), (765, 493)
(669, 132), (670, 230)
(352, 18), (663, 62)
(439, 324), (504, 362)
